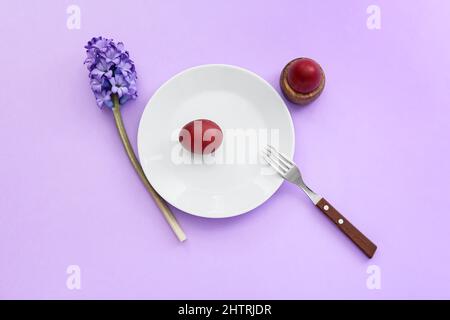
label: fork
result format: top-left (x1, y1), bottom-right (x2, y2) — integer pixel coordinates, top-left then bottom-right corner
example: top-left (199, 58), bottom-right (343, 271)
top-left (262, 145), bottom-right (377, 258)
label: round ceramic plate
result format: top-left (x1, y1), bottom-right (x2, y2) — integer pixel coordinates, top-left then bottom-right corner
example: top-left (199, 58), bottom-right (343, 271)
top-left (138, 64), bottom-right (294, 218)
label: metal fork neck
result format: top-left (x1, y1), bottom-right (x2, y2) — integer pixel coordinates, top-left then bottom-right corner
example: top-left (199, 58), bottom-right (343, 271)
top-left (297, 182), bottom-right (322, 205)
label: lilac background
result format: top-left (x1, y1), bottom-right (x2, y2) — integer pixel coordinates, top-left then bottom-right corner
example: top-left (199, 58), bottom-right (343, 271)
top-left (1, 0), bottom-right (450, 299)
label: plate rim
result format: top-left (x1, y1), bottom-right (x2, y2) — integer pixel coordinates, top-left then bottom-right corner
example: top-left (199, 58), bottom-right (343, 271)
top-left (137, 64), bottom-right (295, 218)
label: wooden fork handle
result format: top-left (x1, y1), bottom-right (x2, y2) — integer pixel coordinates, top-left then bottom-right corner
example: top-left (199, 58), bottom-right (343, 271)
top-left (316, 198), bottom-right (377, 258)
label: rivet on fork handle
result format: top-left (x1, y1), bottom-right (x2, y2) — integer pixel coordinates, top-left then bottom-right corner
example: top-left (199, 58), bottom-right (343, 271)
top-left (316, 198), bottom-right (377, 258)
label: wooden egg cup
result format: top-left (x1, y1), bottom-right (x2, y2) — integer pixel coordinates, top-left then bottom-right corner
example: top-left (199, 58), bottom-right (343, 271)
top-left (280, 58), bottom-right (326, 105)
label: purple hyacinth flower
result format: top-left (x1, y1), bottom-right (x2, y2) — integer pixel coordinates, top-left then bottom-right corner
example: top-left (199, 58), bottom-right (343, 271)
top-left (115, 42), bottom-right (125, 52)
top-left (88, 36), bottom-right (111, 52)
top-left (90, 77), bottom-right (103, 92)
top-left (116, 58), bottom-right (134, 76)
top-left (84, 50), bottom-right (97, 70)
top-left (83, 37), bottom-right (185, 240)
top-left (95, 91), bottom-right (113, 108)
top-left (110, 74), bottom-right (129, 97)
top-left (84, 36), bottom-right (137, 109)
top-left (102, 46), bottom-right (121, 65)
top-left (90, 60), bottom-right (113, 79)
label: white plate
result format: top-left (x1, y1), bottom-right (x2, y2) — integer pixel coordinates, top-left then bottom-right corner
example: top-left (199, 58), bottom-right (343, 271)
top-left (138, 64), bottom-right (294, 218)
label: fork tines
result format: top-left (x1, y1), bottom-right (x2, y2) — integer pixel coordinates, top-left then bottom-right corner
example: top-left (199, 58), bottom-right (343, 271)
top-left (262, 145), bottom-right (293, 176)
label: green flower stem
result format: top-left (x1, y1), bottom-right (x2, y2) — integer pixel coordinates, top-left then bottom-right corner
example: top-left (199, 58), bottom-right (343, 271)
top-left (112, 94), bottom-right (186, 242)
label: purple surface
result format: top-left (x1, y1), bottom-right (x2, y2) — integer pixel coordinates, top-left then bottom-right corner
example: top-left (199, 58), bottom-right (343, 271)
top-left (1, 0), bottom-right (450, 299)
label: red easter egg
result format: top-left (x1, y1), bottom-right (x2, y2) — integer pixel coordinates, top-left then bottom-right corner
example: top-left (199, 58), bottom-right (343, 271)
top-left (179, 119), bottom-right (223, 154)
top-left (287, 58), bottom-right (323, 94)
